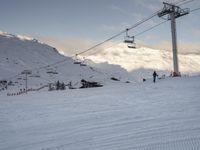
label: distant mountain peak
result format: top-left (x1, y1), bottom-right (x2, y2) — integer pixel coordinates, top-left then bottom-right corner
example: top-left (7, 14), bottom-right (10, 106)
top-left (0, 31), bottom-right (42, 44)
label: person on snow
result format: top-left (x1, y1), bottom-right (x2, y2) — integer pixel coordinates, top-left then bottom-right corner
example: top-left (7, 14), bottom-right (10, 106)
top-left (153, 71), bottom-right (158, 83)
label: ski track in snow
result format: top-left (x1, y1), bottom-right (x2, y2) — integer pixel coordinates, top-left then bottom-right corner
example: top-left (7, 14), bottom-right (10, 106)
top-left (0, 77), bottom-right (200, 150)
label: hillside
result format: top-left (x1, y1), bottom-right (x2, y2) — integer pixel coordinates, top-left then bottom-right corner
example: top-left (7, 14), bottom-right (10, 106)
top-left (0, 32), bottom-right (133, 91)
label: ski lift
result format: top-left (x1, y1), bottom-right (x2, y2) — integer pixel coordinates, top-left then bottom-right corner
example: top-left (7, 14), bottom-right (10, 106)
top-left (73, 54), bottom-right (81, 64)
top-left (127, 38), bottom-right (136, 49)
top-left (74, 61), bottom-right (81, 64)
top-left (80, 57), bottom-right (87, 66)
top-left (46, 67), bottom-right (58, 74)
top-left (124, 29), bottom-right (136, 49)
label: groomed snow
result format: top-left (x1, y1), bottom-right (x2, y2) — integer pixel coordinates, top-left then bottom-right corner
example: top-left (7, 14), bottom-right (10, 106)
top-left (1, 76), bottom-right (200, 150)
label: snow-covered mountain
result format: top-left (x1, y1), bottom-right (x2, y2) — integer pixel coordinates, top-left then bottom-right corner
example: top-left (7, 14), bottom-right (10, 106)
top-left (87, 43), bottom-right (200, 79)
top-left (0, 32), bottom-right (133, 91)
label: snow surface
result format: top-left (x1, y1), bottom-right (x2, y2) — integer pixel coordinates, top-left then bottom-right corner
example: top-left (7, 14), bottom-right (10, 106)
top-left (1, 76), bottom-right (200, 150)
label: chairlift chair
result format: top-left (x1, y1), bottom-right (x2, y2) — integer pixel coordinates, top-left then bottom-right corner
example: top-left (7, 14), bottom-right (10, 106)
top-left (124, 35), bottom-right (134, 44)
top-left (127, 37), bottom-right (136, 49)
top-left (124, 29), bottom-right (134, 43)
top-left (124, 29), bottom-right (136, 49)
top-left (128, 45), bottom-right (136, 49)
top-left (73, 54), bottom-right (81, 64)
top-left (80, 57), bottom-right (87, 66)
top-left (124, 37), bottom-right (134, 43)
top-left (74, 61), bottom-right (81, 64)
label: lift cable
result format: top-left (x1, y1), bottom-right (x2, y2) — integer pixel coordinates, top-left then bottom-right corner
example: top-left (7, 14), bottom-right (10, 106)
top-left (134, 20), bottom-right (168, 37)
top-left (77, 31), bottom-right (125, 55)
top-left (190, 7), bottom-right (200, 12)
top-left (76, 14), bottom-right (160, 55)
top-left (177, 0), bottom-right (194, 6)
top-left (174, 0), bottom-right (191, 5)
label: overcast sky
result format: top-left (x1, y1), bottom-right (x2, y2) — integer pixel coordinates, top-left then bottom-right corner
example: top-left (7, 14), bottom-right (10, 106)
top-left (0, 0), bottom-right (200, 54)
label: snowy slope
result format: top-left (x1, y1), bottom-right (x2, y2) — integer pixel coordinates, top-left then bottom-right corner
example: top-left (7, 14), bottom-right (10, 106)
top-left (0, 32), bottom-right (133, 91)
top-left (0, 76), bottom-right (200, 150)
top-left (87, 43), bottom-right (200, 79)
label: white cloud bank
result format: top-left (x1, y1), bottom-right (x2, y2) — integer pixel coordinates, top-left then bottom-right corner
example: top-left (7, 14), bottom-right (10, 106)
top-left (86, 43), bottom-right (200, 73)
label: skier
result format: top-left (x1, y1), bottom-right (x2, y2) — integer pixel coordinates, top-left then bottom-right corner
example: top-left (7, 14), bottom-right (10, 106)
top-left (153, 71), bottom-right (158, 83)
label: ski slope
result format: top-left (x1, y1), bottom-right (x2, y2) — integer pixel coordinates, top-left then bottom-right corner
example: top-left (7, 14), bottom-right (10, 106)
top-left (1, 76), bottom-right (200, 150)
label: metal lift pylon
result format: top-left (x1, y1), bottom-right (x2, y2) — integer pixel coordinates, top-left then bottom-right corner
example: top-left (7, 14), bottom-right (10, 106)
top-left (158, 2), bottom-right (190, 77)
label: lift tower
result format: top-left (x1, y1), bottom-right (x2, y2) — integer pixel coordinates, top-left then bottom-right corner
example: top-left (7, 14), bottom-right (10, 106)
top-left (158, 2), bottom-right (189, 76)
top-left (21, 70), bottom-right (31, 94)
